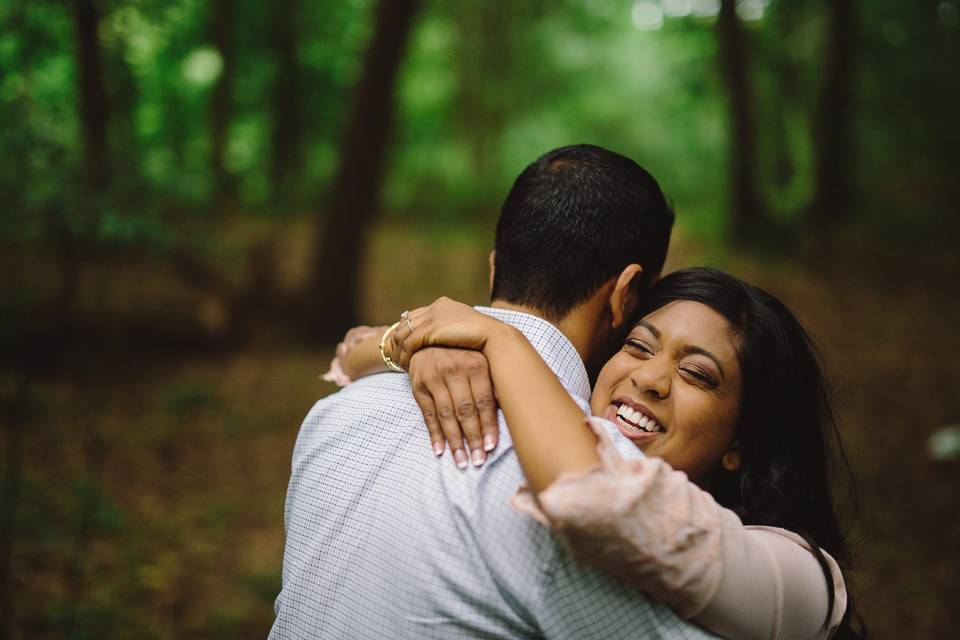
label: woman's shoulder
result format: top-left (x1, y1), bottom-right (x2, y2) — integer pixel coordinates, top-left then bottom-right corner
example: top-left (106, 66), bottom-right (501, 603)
top-left (744, 525), bottom-right (846, 592)
top-left (718, 525), bottom-right (847, 639)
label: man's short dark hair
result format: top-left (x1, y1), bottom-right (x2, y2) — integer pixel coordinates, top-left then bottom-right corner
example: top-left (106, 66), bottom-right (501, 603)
top-left (491, 144), bottom-right (674, 320)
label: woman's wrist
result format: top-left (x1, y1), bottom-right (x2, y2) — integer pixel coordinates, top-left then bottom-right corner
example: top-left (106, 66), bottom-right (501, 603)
top-left (326, 325), bottom-right (390, 384)
top-left (386, 323), bottom-right (406, 368)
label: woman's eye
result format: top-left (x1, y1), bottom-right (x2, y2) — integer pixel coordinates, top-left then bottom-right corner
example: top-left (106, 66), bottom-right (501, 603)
top-left (624, 339), bottom-right (653, 356)
top-left (680, 366), bottom-right (718, 388)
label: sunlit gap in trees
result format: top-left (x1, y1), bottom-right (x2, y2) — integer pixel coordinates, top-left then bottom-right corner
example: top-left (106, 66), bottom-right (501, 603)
top-left (939, 2), bottom-right (960, 28)
top-left (630, 0), bottom-right (770, 31)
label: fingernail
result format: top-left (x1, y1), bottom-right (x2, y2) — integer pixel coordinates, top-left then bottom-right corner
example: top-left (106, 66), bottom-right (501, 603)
top-left (483, 435), bottom-right (496, 452)
top-left (472, 449), bottom-right (485, 467)
top-left (433, 441), bottom-right (444, 456)
top-left (454, 449), bottom-right (468, 469)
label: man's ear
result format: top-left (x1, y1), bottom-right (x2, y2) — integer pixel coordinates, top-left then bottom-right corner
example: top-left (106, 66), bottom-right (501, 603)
top-left (609, 264), bottom-right (643, 329)
top-left (722, 448), bottom-right (742, 472)
top-left (488, 250), bottom-right (496, 294)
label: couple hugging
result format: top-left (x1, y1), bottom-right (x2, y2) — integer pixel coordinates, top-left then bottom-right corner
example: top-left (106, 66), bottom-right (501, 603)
top-left (271, 145), bottom-right (861, 639)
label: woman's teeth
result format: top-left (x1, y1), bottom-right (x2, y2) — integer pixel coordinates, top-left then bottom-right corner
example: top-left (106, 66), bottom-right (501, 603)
top-left (616, 404), bottom-right (665, 433)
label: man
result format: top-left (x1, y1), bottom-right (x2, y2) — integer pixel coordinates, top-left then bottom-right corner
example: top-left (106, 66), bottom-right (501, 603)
top-left (271, 145), bottom-right (715, 638)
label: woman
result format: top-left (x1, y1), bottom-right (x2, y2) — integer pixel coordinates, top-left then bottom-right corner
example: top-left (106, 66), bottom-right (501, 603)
top-left (328, 268), bottom-right (862, 639)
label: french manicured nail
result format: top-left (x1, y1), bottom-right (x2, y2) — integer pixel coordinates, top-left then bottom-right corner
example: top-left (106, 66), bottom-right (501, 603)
top-left (454, 449), bottom-right (468, 469)
top-left (433, 442), bottom-right (444, 456)
top-left (483, 435), bottom-right (496, 452)
top-left (472, 449), bottom-right (485, 467)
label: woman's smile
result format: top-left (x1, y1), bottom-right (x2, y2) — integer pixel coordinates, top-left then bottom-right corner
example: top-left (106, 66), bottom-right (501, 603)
top-left (604, 398), bottom-right (665, 442)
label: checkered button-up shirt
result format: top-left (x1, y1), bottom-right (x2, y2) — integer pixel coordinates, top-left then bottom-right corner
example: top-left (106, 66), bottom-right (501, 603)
top-left (270, 307), bottom-right (716, 639)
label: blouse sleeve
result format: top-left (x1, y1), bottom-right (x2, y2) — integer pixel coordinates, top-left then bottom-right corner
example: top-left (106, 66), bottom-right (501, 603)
top-left (510, 417), bottom-right (846, 640)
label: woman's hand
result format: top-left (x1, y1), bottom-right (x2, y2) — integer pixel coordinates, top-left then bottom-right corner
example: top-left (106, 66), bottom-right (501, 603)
top-left (386, 297), bottom-right (515, 467)
top-left (391, 296), bottom-right (599, 492)
top-left (408, 348), bottom-right (499, 467)
top-left (389, 297), bottom-right (512, 369)
top-left (324, 310), bottom-right (503, 467)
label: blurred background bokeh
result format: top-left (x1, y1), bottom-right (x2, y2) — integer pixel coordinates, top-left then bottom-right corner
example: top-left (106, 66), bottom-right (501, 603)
top-left (1, 0), bottom-right (958, 637)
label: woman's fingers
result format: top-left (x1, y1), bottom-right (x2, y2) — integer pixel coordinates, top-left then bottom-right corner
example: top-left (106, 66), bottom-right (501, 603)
top-left (467, 358), bottom-right (499, 453)
top-left (409, 348), bottom-right (498, 467)
top-left (411, 380), bottom-right (445, 456)
top-left (393, 299), bottom-right (490, 367)
top-left (393, 307), bottom-right (430, 369)
top-left (416, 373), bottom-right (468, 468)
top-left (444, 370), bottom-right (486, 466)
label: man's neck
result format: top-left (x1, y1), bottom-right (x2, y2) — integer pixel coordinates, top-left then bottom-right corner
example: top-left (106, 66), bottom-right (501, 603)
top-left (489, 299), bottom-right (598, 363)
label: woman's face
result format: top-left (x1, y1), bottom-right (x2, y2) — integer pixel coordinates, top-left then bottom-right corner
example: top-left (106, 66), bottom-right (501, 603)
top-left (590, 300), bottom-right (743, 482)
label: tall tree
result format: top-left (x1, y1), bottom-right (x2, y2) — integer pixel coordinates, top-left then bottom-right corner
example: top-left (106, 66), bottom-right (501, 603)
top-left (62, 0), bottom-right (114, 343)
top-left (716, 0), bottom-right (766, 243)
top-left (209, 0), bottom-right (236, 210)
top-left (455, 0), bottom-right (511, 180)
top-left (768, 0), bottom-right (802, 193)
top-left (269, 0), bottom-right (303, 205)
top-left (809, 0), bottom-right (856, 224)
top-left (308, 0), bottom-right (420, 339)
top-left (71, 0), bottom-right (110, 190)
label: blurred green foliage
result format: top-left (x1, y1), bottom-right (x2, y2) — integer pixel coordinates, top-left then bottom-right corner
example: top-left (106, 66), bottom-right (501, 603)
top-left (2, 0), bottom-right (956, 259)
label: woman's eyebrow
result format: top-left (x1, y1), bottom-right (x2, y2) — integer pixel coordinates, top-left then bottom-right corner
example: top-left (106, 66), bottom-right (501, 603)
top-left (636, 320), bottom-right (725, 379)
top-left (678, 345), bottom-right (725, 380)
top-left (637, 319), bottom-right (660, 338)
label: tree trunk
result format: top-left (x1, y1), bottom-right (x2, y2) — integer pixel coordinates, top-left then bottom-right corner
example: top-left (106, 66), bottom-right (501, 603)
top-left (716, 0), bottom-right (765, 244)
top-left (65, 0), bottom-right (110, 346)
top-left (209, 0), bottom-right (235, 210)
top-left (770, 1), bottom-right (799, 193)
top-left (0, 373), bottom-right (29, 640)
top-left (308, 0), bottom-right (420, 339)
top-left (455, 0), bottom-right (511, 181)
top-left (809, 0), bottom-right (856, 224)
top-left (270, 0), bottom-right (302, 205)
top-left (71, 0), bottom-right (110, 190)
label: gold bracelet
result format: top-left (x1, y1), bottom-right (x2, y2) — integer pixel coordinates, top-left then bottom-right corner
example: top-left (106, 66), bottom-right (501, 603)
top-left (379, 322), bottom-right (404, 372)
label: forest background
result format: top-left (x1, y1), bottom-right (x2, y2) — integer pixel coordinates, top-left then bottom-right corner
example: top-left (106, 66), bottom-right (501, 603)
top-left (1, 0), bottom-right (958, 638)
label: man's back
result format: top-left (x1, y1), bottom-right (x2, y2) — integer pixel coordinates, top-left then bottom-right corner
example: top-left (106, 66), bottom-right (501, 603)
top-left (271, 309), bottom-right (714, 639)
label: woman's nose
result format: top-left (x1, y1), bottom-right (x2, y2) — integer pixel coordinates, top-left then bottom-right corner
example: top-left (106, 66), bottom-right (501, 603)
top-left (630, 357), bottom-right (671, 399)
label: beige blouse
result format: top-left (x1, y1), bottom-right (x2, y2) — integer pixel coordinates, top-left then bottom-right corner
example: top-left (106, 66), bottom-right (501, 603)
top-left (512, 418), bottom-right (846, 640)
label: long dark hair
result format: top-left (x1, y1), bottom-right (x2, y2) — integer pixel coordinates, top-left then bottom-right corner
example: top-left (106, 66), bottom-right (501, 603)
top-left (635, 267), bottom-right (864, 638)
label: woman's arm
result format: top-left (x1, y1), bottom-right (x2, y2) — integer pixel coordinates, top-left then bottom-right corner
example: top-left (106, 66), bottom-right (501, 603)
top-left (515, 418), bottom-right (847, 640)
top-left (391, 298), bottom-right (600, 493)
top-left (324, 326), bottom-right (390, 384)
top-left (480, 322), bottom-right (600, 492)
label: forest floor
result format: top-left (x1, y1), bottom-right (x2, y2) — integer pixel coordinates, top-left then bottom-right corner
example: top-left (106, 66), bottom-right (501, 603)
top-left (2, 221), bottom-right (958, 639)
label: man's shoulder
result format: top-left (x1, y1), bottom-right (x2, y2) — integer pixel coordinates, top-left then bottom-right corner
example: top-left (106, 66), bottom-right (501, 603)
top-left (311, 373), bottom-right (417, 414)
top-left (330, 371), bottom-right (414, 395)
top-left (292, 373), bottom-right (421, 466)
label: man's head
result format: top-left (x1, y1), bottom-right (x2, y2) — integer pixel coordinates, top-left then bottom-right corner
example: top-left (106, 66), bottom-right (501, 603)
top-left (491, 144), bottom-right (674, 323)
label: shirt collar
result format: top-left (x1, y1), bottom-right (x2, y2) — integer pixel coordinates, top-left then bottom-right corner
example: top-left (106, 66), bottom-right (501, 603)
top-left (474, 306), bottom-right (591, 404)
